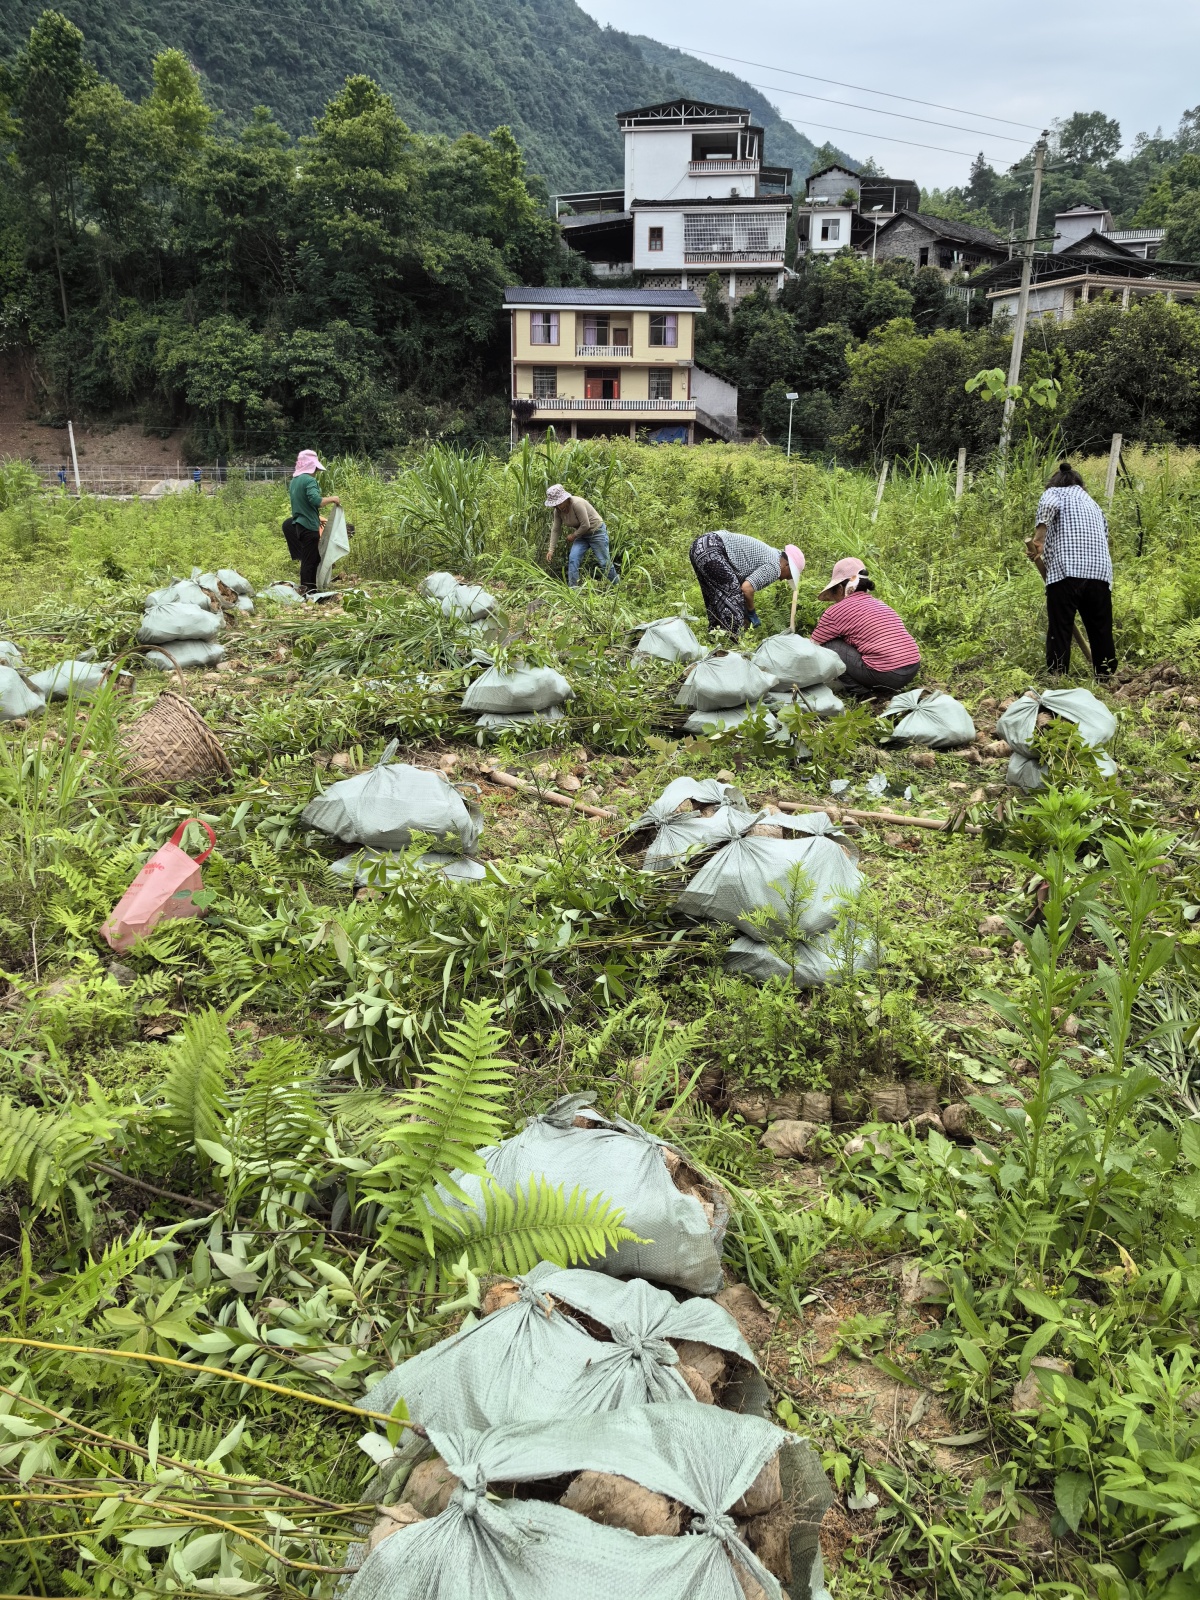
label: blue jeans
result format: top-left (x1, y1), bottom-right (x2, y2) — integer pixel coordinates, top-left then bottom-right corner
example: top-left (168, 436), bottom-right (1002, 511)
top-left (567, 525), bottom-right (618, 586)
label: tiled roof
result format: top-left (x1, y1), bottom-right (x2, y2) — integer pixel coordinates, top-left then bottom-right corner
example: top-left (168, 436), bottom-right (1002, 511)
top-left (879, 211), bottom-right (1007, 251)
top-left (503, 287), bottom-right (703, 308)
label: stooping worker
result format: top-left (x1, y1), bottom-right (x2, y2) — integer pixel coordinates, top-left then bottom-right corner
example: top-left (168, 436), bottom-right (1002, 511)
top-left (688, 531), bottom-right (806, 639)
top-left (284, 449), bottom-right (340, 594)
top-left (1029, 462), bottom-right (1117, 677)
top-left (811, 558), bottom-right (920, 696)
top-left (544, 483), bottom-right (619, 586)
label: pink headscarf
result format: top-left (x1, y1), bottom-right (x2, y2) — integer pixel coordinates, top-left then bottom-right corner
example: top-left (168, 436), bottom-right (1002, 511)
top-left (293, 449), bottom-right (325, 477)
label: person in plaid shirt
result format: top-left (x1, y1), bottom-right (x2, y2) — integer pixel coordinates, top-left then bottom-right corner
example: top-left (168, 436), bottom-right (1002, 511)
top-left (1031, 463), bottom-right (1116, 676)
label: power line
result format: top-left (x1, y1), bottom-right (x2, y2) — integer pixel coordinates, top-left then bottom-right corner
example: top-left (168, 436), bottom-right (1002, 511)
top-left (734, 77), bottom-right (1029, 143)
top-left (679, 46), bottom-right (1044, 132)
top-left (756, 114), bottom-right (1005, 160)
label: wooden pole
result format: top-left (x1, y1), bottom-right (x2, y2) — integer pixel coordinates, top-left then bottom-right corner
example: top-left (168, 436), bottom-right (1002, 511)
top-left (776, 798), bottom-right (982, 835)
top-left (483, 767), bottom-right (615, 820)
top-left (955, 446), bottom-right (967, 501)
top-left (999, 135), bottom-right (1048, 471)
top-left (870, 460), bottom-right (889, 523)
top-left (1105, 432), bottom-right (1123, 506)
top-left (67, 420), bottom-right (82, 497)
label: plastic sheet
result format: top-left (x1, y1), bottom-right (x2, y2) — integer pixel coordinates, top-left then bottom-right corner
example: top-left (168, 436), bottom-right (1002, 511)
top-left (676, 816), bottom-right (861, 941)
top-left (301, 740), bottom-right (483, 853)
top-left (446, 1093), bottom-right (728, 1295)
top-left (879, 688), bottom-right (975, 748)
top-left (633, 617), bottom-right (707, 664)
top-left (348, 1403), bottom-right (833, 1600)
top-left (363, 1264), bottom-right (758, 1431)
top-left (136, 605), bottom-right (224, 646)
top-left (0, 666), bottom-right (45, 720)
top-left (752, 634), bottom-right (844, 689)
top-left (676, 653), bottom-right (777, 712)
top-left (463, 665), bottom-right (573, 715)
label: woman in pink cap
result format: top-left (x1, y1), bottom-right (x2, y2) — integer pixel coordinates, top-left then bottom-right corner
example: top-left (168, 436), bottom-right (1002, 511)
top-left (812, 559), bottom-right (920, 695)
top-left (284, 449), bottom-right (340, 592)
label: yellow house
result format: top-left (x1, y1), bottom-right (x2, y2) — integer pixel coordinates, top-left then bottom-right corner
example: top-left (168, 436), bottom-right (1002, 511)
top-left (505, 286), bottom-right (720, 443)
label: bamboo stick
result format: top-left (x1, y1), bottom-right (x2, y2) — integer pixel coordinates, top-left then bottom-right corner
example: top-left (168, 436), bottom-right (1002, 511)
top-left (482, 767), bottom-right (616, 819)
top-left (776, 798), bottom-right (982, 835)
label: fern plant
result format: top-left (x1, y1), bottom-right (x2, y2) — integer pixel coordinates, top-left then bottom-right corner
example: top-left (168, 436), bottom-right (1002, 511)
top-left (0, 1090), bottom-right (125, 1239)
top-left (159, 1007), bottom-right (234, 1154)
top-left (359, 1000), bottom-right (634, 1284)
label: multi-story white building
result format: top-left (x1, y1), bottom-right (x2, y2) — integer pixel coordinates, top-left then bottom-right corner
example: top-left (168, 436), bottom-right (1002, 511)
top-left (556, 98), bottom-right (793, 301)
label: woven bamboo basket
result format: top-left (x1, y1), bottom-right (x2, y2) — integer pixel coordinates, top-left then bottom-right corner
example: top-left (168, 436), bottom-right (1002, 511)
top-left (120, 691), bottom-right (232, 798)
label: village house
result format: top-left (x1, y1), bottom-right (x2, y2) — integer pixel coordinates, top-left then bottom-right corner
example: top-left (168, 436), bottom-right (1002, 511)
top-left (555, 99), bottom-right (793, 302)
top-left (505, 286), bottom-right (738, 444)
top-left (795, 163), bottom-right (921, 258)
top-left (1053, 204), bottom-right (1166, 261)
top-left (980, 250), bottom-right (1200, 323)
top-left (868, 210), bottom-right (1008, 277)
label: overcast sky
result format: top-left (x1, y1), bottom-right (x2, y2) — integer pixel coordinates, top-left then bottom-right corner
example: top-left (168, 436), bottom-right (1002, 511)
top-left (578, 0), bottom-right (1197, 189)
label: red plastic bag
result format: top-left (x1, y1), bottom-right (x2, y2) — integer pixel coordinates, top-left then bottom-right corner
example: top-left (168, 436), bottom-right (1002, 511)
top-left (101, 819), bottom-right (216, 952)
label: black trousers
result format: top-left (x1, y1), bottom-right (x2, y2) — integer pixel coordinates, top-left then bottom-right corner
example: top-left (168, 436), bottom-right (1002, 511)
top-left (296, 529), bottom-right (321, 591)
top-left (1045, 577), bottom-right (1116, 676)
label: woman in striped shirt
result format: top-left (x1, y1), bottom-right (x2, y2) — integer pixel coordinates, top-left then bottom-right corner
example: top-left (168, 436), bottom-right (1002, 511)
top-left (811, 558), bottom-right (920, 696)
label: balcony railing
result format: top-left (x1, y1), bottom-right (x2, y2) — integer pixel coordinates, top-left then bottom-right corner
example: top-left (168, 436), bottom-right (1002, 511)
top-left (576, 344), bottom-right (633, 358)
top-left (688, 159), bottom-right (759, 175)
top-left (528, 399), bottom-right (694, 412)
top-left (684, 251), bottom-right (783, 265)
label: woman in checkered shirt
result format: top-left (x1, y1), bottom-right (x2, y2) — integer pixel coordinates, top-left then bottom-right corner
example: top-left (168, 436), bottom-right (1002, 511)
top-left (1031, 463), bottom-right (1117, 676)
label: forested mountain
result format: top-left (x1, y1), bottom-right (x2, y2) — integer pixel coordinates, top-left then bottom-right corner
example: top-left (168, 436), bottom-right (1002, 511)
top-left (2, 0), bottom-right (829, 191)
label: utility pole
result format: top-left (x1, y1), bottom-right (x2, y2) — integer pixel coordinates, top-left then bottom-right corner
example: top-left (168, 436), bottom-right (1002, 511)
top-left (67, 420), bottom-right (82, 497)
top-left (999, 134), bottom-right (1048, 470)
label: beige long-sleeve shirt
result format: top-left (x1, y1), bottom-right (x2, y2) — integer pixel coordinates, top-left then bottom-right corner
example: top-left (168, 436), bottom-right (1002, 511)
top-left (548, 494), bottom-right (604, 558)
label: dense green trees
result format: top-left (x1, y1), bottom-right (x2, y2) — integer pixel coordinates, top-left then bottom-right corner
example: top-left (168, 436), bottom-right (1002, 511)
top-left (0, 12), bottom-right (585, 452)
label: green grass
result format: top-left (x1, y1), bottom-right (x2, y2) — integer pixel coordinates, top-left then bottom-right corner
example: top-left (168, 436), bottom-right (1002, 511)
top-left (1, 440), bottom-right (1200, 1597)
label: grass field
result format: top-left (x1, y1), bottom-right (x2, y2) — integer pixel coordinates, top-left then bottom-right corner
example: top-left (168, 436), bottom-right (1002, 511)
top-left (1, 438), bottom-right (1200, 1598)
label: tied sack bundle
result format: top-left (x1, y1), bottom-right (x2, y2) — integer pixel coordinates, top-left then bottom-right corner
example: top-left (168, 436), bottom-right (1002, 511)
top-left (363, 1262), bottom-right (761, 1432)
top-left (350, 1403), bottom-right (833, 1600)
top-left (878, 687), bottom-right (975, 749)
top-left (767, 684), bottom-right (844, 718)
top-left (631, 778), bottom-right (752, 872)
top-left (420, 571), bottom-right (497, 621)
top-left (751, 634), bottom-right (844, 690)
top-left (724, 929), bottom-right (877, 989)
top-left (996, 687), bottom-right (1118, 791)
top-left (676, 652), bottom-right (777, 712)
top-left (444, 1092), bottom-right (728, 1295)
top-left (0, 666), bottom-right (45, 721)
top-left (462, 663), bottom-right (573, 716)
top-left (28, 659), bottom-right (108, 699)
top-left (633, 617), bottom-right (707, 665)
top-left (301, 739), bottom-right (482, 854)
top-left (677, 813), bottom-right (861, 942)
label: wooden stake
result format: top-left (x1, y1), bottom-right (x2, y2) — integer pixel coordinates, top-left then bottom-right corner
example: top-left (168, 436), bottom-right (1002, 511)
top-left (955, 446), bottom-right (967, 502)
top-left (483, 767), bottom-right (615, 819)
top-left (776, 798), bottom-right (982, 835)
top-left (1105, 432), bottom-right (1123, 506)
top-left (67, 419), bottom-right (82, 496)
top-left (870, 460), bottom-right (889, 523)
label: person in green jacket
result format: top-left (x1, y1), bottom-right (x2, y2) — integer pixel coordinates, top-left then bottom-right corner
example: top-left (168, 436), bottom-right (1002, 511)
top-left (285, 449), bottom-right (340, 592)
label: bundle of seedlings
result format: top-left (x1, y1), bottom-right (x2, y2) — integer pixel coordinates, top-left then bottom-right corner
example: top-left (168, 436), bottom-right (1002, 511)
top-left (443, 1093), bottom-right (729, 1294)
top-left (364, 1265), bottom-right (763, 1431)
top-left (351, 1403), bottom-right (832, 1600)
top-left (627, 778), bottom-right (753, 872)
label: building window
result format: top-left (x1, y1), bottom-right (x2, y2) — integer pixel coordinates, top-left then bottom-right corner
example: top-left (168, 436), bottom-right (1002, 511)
top-left (798, 216), bottom-right (810, 242)
top-left (649, 370), bottom-right (673, 401)
top-left (820, 218), bottom-right (840, 242)
top-left (648, 226), bottom-right (664, 252)
top-left (649, 313), bottom-right (678, 347)
top-left (530, 311), bottom-right (558, 345)
top-left (938, 250), bottom-right (953, 269)
top-left (582, 315), bottom-right (610, 346)
top-left (918, 247), bottom-right (929, 267)
top-left (532, 367), bottom-right (558, 399)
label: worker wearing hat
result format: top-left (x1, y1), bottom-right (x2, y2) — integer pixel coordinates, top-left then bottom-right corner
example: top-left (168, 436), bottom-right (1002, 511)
top-left (688, 531), bottom-right (805, 639)
top-left (544, 484), bottom-right (618, 586)
top-left (811, 558), bottom-right (920, 695)
top-left (286, 449), bottom-right (340, 593)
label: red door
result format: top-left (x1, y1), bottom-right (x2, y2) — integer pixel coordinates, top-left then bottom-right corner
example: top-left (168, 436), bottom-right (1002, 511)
top-left (585, 369), bottom-right (620, 400)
